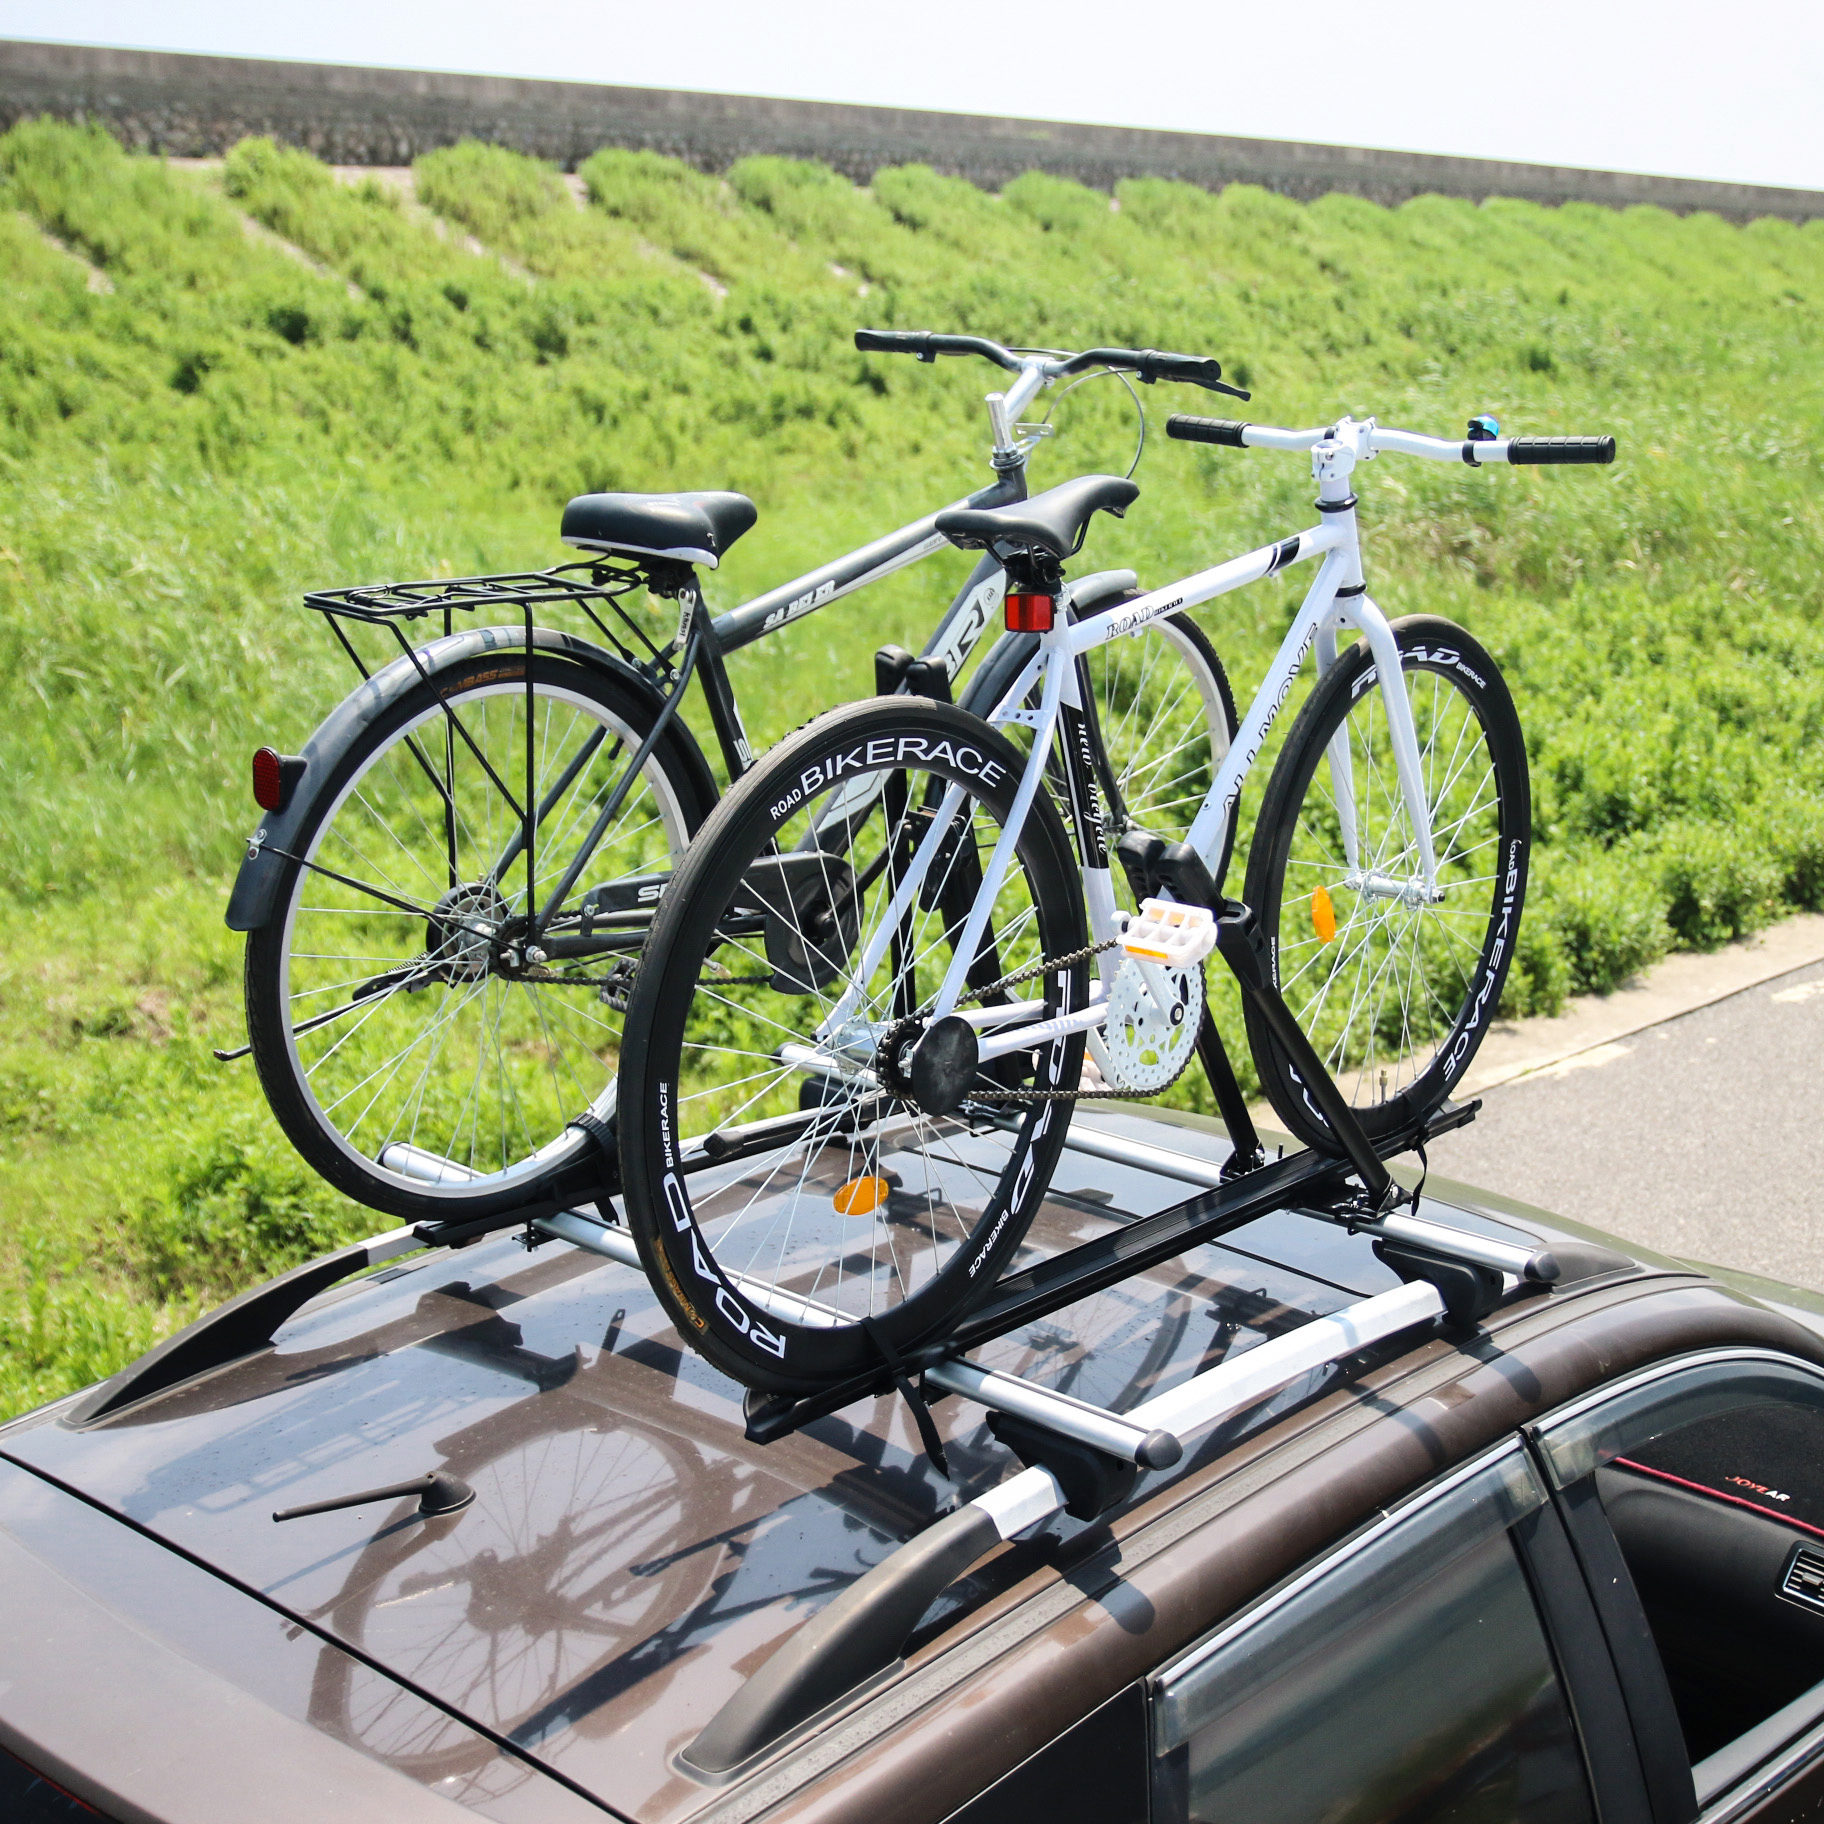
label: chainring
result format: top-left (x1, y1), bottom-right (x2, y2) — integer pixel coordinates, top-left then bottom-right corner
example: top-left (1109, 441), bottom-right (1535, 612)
top-left (1101, 956), bottom-right (1204, 1093)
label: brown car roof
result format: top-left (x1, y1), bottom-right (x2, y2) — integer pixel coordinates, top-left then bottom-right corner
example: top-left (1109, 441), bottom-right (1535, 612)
top-left (4, 1108), bottom-right (1819, 1823)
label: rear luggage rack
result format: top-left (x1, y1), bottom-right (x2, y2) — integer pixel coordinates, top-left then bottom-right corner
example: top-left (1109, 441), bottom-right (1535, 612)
top-left (302, 561), bottom-right (642, 626)
top-left (302, 559), bottom-right (678, 680)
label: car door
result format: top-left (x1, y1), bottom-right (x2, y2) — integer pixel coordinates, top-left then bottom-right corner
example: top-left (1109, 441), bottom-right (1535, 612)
top-left (1531, 1349), bottom-right (1824, 1824)
top-left (1146, 1439), bottom-right (1629, 1824)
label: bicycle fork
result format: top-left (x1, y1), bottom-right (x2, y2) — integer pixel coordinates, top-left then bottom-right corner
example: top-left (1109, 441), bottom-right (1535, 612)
top-left (1315, 591), bottom-right (1441, 902)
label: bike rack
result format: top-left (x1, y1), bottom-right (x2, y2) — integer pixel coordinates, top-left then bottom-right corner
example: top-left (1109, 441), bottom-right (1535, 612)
top-left (541, 1089), bottom-right (1554, 1461)
top-left (674, 1093), bottom-right (1562, 1776)
top-left (667, 910), bottom-right (1568, 1775)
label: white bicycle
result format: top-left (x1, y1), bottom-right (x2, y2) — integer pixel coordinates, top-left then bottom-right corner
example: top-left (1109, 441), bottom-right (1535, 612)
top-left (618, 335), bottom-right (1615, 1393)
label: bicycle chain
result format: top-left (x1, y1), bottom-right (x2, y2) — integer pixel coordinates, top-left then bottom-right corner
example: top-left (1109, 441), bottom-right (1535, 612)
top-left (938, 934), bottom-right (1124, 1013)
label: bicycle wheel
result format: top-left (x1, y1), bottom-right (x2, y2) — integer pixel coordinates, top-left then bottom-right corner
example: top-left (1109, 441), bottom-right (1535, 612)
top-left (1085, 604), bottom-right (1240, 897)
top-left (246, 648), bottom-right (713, 1222)
top-left (1243, 615), bottom-right (1529, 1152)
top-left (619, 698), bottom-right (1088, 1394)
top-left (965, 600), bottom-right (1240, 898)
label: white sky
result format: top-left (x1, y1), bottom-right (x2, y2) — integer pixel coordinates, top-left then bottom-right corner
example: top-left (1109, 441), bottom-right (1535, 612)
top-left (8, 0), bottom-right (1824, 193)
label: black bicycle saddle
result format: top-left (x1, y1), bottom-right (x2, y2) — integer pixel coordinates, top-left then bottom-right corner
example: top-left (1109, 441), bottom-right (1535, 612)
top-left (561, 491), bottom-right (758, 569)
top-left (935, 474), bottom-right (1138, 562)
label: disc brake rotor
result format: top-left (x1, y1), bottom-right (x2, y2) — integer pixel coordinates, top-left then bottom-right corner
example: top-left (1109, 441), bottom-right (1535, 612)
top-left (1102, 956), bottom-right (1204, 1093)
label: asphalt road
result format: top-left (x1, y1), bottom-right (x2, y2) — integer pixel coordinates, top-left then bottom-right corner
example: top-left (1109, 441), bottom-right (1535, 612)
top-left (1423, 957), bottom-right (1824, 1291)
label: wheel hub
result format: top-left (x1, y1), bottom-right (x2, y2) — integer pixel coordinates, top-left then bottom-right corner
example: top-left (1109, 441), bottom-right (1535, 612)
top-left (1343, 870), bottom-right (1446, 908)
top-left (426, 881), bottom-right (510, 982)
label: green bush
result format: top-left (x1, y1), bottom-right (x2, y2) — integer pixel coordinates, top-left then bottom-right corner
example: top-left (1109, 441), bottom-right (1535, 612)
top-left (1499, 915), bottom-right (1573, 1019)
top-left (132, 1112), bottom-right (368, 1301)
top-left (1537, 856), bottom-right (1673, 994)
top-left (1654, 822), bottom-right (1783, 950)
top-left (1767, 795), bottom-right (1824, 911)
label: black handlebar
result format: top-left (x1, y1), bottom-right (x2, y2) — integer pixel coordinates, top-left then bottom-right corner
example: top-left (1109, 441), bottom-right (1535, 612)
top-left (853, 329), bottom-right (1248, 397)
top-left (853, 329), bottom-right (1025, 372)
top-left (1507, 435), bottom-right (1617, 465)
top-left (1068, 347), bottom-right (1249, 398)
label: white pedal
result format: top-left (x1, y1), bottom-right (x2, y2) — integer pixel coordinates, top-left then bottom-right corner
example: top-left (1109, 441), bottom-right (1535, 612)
top-left (1121, 898), bottom-right (1217, 967)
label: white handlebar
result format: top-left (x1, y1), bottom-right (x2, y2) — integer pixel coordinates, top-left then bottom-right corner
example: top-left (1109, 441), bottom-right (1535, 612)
top-left (1235, 422), bottom-right (1513, 464)
top-left (1368, 426), bottom-right (1511, 464)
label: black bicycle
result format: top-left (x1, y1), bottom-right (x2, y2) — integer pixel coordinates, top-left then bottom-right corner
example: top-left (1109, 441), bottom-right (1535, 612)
top-left (228, 330), bottom-right (1248, 1230)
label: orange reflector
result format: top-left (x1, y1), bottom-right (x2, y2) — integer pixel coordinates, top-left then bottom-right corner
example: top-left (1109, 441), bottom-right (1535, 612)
top-left (834, 1175), bottom-right (890, 1216)
top-left (1311, 886), bottom-right (1337, 943)
top-left (1004, 591), bottom-right (1055, 632)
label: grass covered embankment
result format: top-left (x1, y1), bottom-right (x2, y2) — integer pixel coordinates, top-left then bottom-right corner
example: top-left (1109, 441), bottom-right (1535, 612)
top-left (1, 118), bottom-right (1821, 1412)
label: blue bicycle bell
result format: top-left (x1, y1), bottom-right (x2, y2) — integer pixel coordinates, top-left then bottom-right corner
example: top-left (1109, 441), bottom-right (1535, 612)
top-left (1467, 413), bottom-right (1500, 442)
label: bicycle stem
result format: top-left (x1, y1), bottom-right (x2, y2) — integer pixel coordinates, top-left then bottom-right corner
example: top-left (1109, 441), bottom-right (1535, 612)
top-left (984, 359), bottom-right (1052, 465)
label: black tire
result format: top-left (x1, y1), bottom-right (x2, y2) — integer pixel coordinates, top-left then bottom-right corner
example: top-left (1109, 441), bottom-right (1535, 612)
top-left (1243, 616), bottom-right (1529, 1152)
top-left (964, 601), bottom-right (1241, 898)
top-left (246, 650), bottom-right (714, 1223)
top-left (620, 698), bottom-right (1088, 1394)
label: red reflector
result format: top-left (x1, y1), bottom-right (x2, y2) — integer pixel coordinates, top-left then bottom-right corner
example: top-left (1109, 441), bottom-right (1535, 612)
top-left (252, 746), bottom-right (284, 811)
top-left (1005, 592), bottom-right (1054, 632)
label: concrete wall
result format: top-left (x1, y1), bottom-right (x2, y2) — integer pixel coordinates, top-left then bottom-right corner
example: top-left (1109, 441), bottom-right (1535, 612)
top-left (6, 36), bottom-right (1823, 223)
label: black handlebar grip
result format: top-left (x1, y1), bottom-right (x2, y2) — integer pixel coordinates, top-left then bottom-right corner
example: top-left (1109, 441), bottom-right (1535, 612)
top-left (855, 329), bottom-right (1022, 371)
top-left (1077, 347), bottom-right (1242, 394)
top-left (1507, 435), bottom-right (1617, 465)
top-left (855, 328), bottom-right (939, 359)
top-left (1139, 350), bottom-right (1224, 389)
top-left (1167, 415), bottom-right (1250, 447)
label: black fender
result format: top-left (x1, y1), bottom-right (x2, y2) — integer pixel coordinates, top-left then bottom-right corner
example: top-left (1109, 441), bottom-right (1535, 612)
top-left (225, 624), bottom-right (715, 932)
top-left (955, 568), bottom-right (1137, 721)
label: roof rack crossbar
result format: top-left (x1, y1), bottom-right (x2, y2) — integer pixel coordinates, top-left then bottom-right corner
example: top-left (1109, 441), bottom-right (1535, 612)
top-left (1055, 1114), bottom-right (1558, 1283)
top-left (1328, 1206), bottom-right (1559, 1282)
top-left (923, 1358), bottom-right (1184, 1469)
top-left (535, 1208), bottom-right (642, 1270)
top-left (684, 1277), bottom-right (1447, 1775)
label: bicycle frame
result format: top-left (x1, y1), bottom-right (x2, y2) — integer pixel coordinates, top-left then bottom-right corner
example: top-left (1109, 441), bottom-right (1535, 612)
top-left (818, 417), bottom-right (1447, 1055)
